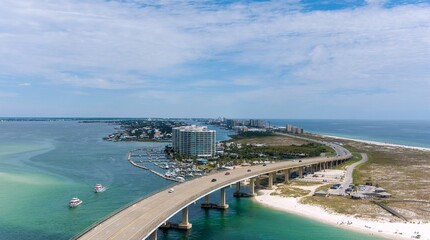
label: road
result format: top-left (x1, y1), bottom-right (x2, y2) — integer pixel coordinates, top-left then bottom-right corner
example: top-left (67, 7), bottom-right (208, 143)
top-left (76, 153), bottom-right (351, 240)
top-left (275, 133), bottom-right (351, 157)
top-left (335, 153), bottom-right (368, 195)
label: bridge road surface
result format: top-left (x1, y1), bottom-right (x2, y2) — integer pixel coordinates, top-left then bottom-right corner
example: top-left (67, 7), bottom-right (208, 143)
top-left (77, 152), bottom-right (351, 240)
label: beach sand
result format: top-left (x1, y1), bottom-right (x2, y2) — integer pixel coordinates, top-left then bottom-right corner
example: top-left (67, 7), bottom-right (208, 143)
top-left (255, 188), bottom-right (429, 240)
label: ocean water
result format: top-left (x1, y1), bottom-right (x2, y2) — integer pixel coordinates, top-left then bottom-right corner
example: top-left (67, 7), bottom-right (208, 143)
top-left (266, 119), bottom-right (430, 148)
top-left (0, 120), bottom-right (381, 240)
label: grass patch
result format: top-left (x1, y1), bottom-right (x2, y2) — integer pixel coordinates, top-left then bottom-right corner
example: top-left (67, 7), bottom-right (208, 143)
top-left (300, 196), bottom-right (387, 219)
top-left (276, 186), bottom-right (310, 198)
top-left (315, 184), bottom-right (332, 192)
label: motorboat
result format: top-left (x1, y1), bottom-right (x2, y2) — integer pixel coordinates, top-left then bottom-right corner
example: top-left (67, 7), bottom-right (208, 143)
top-left (69, 197), bottom-right (83, 207)
top-left (94, 183), bottom-right (106, 193)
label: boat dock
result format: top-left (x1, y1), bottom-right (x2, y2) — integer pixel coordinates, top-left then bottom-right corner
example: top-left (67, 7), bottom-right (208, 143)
top-left (127, 147), bottom-right (205, 182)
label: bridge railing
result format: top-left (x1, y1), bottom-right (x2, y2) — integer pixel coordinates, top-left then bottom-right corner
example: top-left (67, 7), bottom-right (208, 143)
top-left (70, 181), bottom-right (177, 240)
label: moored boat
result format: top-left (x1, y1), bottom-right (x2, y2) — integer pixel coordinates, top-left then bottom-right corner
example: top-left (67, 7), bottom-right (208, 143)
top-left (176, 176), bottom-right (185, 182)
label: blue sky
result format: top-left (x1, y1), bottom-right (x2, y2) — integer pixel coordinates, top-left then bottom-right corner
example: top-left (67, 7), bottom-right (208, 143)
top-left (0, 0), bottom-right (429, 119)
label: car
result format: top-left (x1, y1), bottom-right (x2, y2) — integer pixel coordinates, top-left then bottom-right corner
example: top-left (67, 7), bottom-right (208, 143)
top-left (168, 188), bottom-right (174, 193)
top-left (211, 178), bottom-right (217, 182)
top-left (247, 169), bottom-right (251, 172)
top-left (298, 160), bottom-right (302, 162)
top-left (262, 163), bottom-right (267, 166)
top-left (225, 172), bottom-right (230, 175)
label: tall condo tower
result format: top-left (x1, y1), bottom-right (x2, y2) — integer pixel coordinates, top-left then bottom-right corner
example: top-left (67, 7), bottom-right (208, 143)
top-left (172, 125), bottom-right (216, 157)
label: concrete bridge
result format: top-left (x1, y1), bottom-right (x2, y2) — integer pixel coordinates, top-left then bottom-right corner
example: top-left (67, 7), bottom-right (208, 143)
top-left (75, 144), bottom-right (352, 240)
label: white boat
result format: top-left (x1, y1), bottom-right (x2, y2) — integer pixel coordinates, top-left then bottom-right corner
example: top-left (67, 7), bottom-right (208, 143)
top-left (176, 176), bottom-right (185, 182)
top-left (69, 197), bottom-right (83, 207)
top-left (94, 183), bottom-right (106, 193)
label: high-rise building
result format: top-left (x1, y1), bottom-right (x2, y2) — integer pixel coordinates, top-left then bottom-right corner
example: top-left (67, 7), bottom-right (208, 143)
top-left (172, 125), bottom-right (216, 157)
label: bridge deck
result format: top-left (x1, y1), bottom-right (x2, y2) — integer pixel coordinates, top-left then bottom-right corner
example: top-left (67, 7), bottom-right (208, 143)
top-left (77, 154), bottom-right (351, 240)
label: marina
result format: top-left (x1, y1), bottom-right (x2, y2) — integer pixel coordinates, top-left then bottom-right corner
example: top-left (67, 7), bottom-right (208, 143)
top-left (128, 147), bottom-right (206, 182)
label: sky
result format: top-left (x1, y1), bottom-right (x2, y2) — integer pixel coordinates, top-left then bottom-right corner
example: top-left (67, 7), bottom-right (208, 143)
top-left (0, 0), bottom-right (429, 119)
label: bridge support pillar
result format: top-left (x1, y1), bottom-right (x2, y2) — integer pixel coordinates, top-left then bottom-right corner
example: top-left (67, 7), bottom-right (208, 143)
top-left (249, 178), bottom-right (255, 196)
top-left (284, 169), bottom-right (290, 183)
top-left (204, 195), bottom-right (210, 204)
top-left (236, 181), bottom-right (241, 193)
top-left (256, 177), bottom-right (261, 187)
top-left (149, 230), bottom-right (157, 240)
top-left (298, 167), bottom-right (303, 178)
top-left (178, 207), bottom-right (192, 229)
top-left (219, 187), bottom-right (229, 209)
top-left (268, 172), bottom-right (274, 189)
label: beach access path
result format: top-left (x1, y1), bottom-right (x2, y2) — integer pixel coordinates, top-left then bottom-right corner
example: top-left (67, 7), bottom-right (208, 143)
top-left (336, 153), bottom-right (368, 195)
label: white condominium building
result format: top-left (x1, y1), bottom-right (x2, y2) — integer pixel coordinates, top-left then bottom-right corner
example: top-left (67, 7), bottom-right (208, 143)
top-left (172, 125), bottom-right (216, 157)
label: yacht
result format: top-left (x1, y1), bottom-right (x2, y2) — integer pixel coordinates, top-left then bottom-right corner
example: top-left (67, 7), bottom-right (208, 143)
top-left (94, 183), bottom-right (106, 193)
top-left (69, 197), bottom-right (83, 207)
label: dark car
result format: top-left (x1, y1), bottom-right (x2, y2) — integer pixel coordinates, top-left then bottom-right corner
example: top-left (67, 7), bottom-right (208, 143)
top-left (211, 178), bottom-right (217, 182)
top-left (225, 172), bottom-right (230, 175)
top-left (247, 169), bottom-right (251, 172)
top-left (262, 163), bottom-right (267, 166)
top-left (298, 160), bottom-right (302, 162)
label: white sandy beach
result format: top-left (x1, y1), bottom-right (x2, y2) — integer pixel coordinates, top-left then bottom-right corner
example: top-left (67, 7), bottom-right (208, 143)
top-left (255, 189), bottom-right (429, 240)
top-left (322, 134), bottom-right (430, 152)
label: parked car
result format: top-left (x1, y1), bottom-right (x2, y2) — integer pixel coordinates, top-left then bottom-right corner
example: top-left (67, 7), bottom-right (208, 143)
top-left (211, 178), bottom-right (217, 182)
top-left (168, 188), bottom-right (174, 193)
top-left (247, 169), bottom-right (251, 172)
top-left (262, 163), bottom-right (267, 166)
top-left (225, 172), bottom-right (230, 175)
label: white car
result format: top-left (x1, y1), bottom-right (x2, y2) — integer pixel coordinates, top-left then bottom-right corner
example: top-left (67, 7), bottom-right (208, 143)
top-left (168, 188), bottom-right (174, 193)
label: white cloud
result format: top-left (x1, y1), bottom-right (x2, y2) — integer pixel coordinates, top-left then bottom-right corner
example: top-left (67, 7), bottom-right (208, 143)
top-left (0, 0), bottom-right (429, 118)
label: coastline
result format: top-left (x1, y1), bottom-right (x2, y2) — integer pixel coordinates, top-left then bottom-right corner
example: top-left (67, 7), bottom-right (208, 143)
top-left (253, 134), bottom-right (430, 240)
top-left (254, 190), bottom-right (428, 240)
top-left (320, 134), bottom-right (430, 152)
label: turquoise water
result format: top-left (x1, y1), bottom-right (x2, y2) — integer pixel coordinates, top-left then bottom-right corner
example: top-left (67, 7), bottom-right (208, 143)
top-left (0, 121), bottom-right (380, 239)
